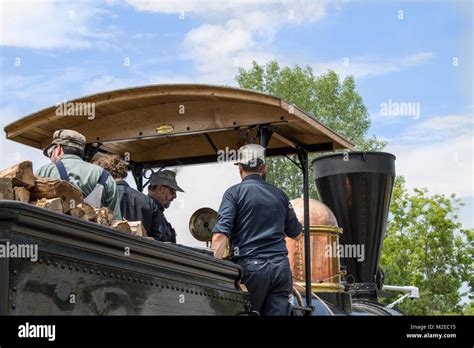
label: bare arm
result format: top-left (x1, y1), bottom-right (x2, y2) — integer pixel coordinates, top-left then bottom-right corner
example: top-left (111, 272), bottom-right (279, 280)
top-left (211, 233), bottom-right (229, 259)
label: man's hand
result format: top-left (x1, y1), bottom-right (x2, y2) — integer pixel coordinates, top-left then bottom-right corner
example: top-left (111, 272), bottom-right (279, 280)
top-left (211, 233), bottom-right (229, 259)
top-left (293, 230), bottom-right (303, 241)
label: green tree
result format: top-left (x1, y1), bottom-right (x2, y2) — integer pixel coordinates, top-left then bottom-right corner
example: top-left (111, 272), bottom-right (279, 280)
top-left (235, 61), bottom-right (385, 199)
top-left (380, 177), bottom-right (473, 315)
top-left (463, 300), bottom-right (474, 315)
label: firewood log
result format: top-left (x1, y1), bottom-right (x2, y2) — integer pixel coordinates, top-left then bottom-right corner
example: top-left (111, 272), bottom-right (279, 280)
top-left (13, 186), bottom-right (30, 203)
top-left (0, 178), bottom-right (14, 200)
top-left (112, 220), bottom-right (133, 233)
top-left (127, 221), bottom-right (148, 237)
top-left (70, 202), bottom-right (96, 221)
top-left (94, 207), bottom-right (114, 226)
top-left (0, 161), bottom-right (35, 188)
top-left (36, 197), bottom-right (64, 214)
top-left (31, 178), bottom-right (83, 213)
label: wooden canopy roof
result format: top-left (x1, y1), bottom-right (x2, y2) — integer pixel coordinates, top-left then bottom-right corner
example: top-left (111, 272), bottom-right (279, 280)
top-left (4, 84), bottom-right (354, 167)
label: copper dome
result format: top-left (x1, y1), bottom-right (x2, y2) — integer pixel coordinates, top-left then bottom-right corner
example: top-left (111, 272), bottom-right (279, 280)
top-left (290, 197), bottom-right (338, 227)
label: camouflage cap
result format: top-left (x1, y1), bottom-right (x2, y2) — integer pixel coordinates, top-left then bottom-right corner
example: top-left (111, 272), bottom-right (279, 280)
top-left (43, 129), bottom-right (86, 157)
top-left (149, 170), bottom-right (184, 192)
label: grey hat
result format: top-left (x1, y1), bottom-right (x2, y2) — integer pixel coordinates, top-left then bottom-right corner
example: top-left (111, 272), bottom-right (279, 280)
top-left (43, 129), bottom-right (86, 157)
top-left (149, 170), bottom-right (184, 192)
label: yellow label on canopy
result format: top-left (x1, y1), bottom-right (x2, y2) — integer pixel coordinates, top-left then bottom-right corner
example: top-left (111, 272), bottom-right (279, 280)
top-left (156, 124), bottom-right (174, 134)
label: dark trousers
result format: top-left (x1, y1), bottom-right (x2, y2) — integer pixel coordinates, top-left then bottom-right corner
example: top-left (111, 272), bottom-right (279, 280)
top-left (236, 255), bottom-right (292, 316)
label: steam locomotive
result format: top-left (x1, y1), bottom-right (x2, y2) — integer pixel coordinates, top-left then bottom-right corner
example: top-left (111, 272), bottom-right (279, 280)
top-left (1, 84), bottom-right (412, 316)
top-left (0, 151), bottom-right (405, 316)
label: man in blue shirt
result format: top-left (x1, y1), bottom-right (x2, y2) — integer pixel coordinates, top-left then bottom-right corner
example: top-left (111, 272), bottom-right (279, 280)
top-left (212, 144), bottom-right (302, 315)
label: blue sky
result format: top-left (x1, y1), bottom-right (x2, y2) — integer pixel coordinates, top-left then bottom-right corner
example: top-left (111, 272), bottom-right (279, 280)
top-left (0, 0), bottom-right (472, 228)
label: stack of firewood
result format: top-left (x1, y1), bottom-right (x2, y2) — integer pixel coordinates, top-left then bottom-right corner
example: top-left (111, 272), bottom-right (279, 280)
top-left (0, 161), bottom-right (149, 238)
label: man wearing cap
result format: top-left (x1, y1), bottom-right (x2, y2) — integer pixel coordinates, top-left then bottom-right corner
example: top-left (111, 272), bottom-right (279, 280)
top-left (211, 144), bottom-right (302, 316)
top-left (147, 170), bottom-right (184, 243)
top-left (36, 129), bottom-right (121, 220)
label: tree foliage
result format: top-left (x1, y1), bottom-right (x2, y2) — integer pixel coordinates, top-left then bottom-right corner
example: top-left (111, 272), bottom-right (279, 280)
top-left (380, 177), bottom-right (473, 315)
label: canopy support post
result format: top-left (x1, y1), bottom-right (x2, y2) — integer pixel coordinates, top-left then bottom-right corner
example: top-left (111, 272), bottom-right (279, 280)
top-left (258, 125), bottom-right (273, 181)
top-left (130, 162), bottom-right (144, 192)
top-left (258, 124), bottom-right (272, 149)
top-left (297, 147), bottom-right (313, 315)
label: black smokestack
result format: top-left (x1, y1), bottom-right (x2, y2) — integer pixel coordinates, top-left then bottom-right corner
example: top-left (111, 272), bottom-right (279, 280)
top-left (312, 152), bottom-right (395, 290)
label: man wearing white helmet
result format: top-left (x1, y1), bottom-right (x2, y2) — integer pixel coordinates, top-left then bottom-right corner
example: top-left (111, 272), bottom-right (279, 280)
top-left (212, 144), bottom-right (302, 316)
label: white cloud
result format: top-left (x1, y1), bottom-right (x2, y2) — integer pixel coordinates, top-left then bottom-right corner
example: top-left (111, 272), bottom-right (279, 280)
top-left (387, 134), bottom-right (473, 198)
top-left (392, 114), bottom-right (474, 143)
top-left (415, 114), bottom-right (474, 131)
top-left (0, 0), bottom-right (110, 49)
top-left (127, 2), bottom-right (433, 83)
top-left (127, 0), bottom-right (329, 83)
top-left (314, 52), bottom-right (434, 79)
top-left (399, 52), bottom-right (434, 67)
top-left (385, 113), bottom-right (473, 202)
top-left (182, 20), bottom-right (274, 83)
top-left (127, 0), bottom-right (327, 23)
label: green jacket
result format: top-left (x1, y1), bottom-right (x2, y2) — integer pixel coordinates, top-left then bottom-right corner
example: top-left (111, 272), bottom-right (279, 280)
top-left (36, 154), bottom-right (122, 220)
